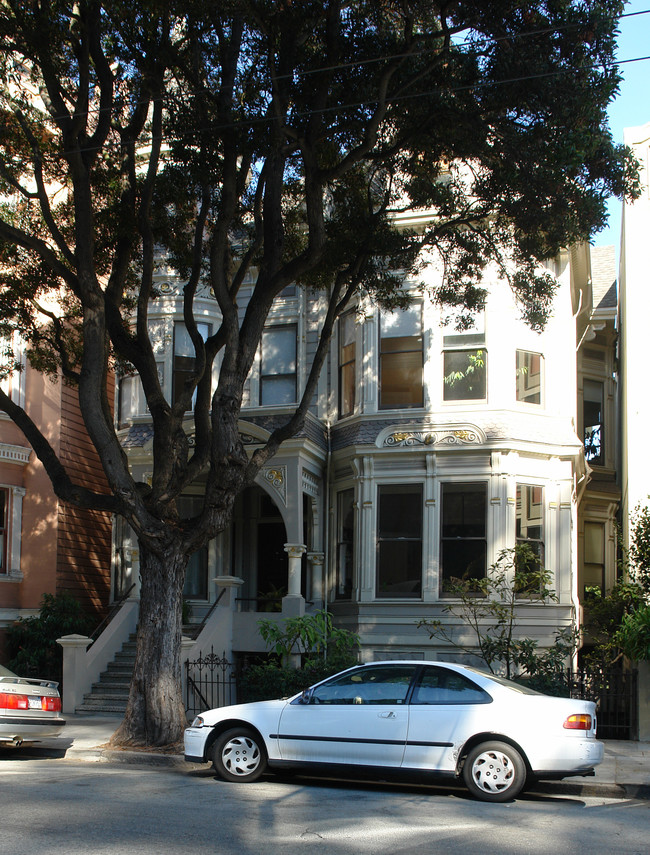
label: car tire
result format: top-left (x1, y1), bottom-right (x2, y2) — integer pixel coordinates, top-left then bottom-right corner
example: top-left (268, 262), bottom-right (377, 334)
top-left (212, 727), bottom-right (267, 783)
top-left (462, 741), bottom-right (526, 802)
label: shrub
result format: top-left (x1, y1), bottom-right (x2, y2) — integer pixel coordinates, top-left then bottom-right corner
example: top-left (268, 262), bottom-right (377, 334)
top-left (6, 592), bottom-right (93, 683)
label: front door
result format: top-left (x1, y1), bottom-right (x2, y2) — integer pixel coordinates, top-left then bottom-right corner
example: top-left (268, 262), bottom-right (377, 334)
top-left (277, 664), bottom-right (416, 767)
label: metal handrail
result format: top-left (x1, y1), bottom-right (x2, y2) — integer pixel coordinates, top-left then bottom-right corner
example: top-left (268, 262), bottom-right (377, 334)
top-left (89, 583), bottom-right (136, 644)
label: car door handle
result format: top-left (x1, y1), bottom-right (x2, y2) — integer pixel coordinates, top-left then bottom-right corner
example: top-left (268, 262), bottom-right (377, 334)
top-left (378, 711), bottom-right (396, 719)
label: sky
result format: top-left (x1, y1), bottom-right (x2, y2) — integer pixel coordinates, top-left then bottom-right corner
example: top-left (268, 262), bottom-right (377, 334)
top-left (593, 0), bottom-right (650, 249)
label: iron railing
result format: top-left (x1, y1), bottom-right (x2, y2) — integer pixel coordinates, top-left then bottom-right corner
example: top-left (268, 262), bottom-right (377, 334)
top-left (184, 648), bottom-right (237, 718)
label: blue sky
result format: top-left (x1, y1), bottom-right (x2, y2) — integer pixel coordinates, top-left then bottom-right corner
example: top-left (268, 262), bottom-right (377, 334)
top-left (593, 1), bottom-right (650, 248)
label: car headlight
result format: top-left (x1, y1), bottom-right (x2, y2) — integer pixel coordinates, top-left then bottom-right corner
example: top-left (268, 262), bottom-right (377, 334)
top-left (190, 716), bottom-right (204, 728)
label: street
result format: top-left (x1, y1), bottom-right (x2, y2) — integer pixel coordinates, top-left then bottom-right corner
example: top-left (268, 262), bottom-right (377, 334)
top-left (0, 757), bottom-right (648, 855)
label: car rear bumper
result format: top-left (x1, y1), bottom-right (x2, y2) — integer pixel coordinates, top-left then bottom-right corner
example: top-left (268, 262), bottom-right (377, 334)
top-left (528, 737), bottom-right (604, 775)
top-left (0, 716), bottom-right (66, 742)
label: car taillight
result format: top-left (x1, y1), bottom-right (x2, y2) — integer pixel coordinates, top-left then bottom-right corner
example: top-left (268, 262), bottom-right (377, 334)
top-left (0, 692), bottom-right (30, 710)
top-left (563, 713), bottom-right (592, 730)
top-left (0, 692), bottom-right (61, 711)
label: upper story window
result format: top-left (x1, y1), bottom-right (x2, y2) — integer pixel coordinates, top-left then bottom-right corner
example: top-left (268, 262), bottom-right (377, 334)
top-left (583, 379), bottom-right (604, 465)
top-left (376, 484), bottom-right (422, 598)
top-left (0, 488), bottom-right (7, 573)
top-left (379, 302), bottom-right (423, 409)
top-left (440, 482), bottom-right (487, 592)
top-left (0, 331), bottom-right (25, 408)
top-left (516, 350), bottom-right (544, 405)
top-left (442, 311), bottom-right (486, 402)
top-left (338, 312), bottom-right (356, 418)
top-left (260, 324), bottom-right (297, 405)
top-left (173, 322), bottom-right (211, 409)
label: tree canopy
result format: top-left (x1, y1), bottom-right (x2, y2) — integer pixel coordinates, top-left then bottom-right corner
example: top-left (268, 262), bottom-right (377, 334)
top-left (0, 0), bottom-right (638, 744)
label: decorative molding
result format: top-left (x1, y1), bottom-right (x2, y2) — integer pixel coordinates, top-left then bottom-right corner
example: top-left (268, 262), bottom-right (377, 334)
top-left (302, 468), bottom-right (320, 498)
top-left (0, 444), bottom-right (30, 465)
top-left (378, 424), bottom-right (486, 448)
top-left (263, 466), bottom-right (287, 504)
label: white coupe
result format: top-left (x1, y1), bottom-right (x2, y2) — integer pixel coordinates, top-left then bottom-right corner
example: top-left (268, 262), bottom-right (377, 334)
top-left (184, 660), bottom-right (603, 802)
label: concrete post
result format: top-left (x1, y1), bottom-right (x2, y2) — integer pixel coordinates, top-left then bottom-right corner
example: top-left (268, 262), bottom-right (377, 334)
top-left (57, 634), bottom-right (92, 714)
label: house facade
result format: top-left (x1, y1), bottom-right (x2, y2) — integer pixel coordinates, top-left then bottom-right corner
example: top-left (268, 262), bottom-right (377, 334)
top-left (0, 346), bottom-right (112, 661)
top-left (113, 236), bottom-right (612, 671)
top-left (619, 122), bottom-right (650, 556)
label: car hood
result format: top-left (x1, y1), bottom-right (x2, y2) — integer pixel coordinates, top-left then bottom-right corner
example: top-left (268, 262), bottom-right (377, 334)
top-left (192, 697), bottom-right (289, 727)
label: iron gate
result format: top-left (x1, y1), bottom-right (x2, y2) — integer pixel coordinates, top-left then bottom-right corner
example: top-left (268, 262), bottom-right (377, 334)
top-left (568, 667), bottom-right (638, 740)
top-left (184, 648), bottom-right (237, 718)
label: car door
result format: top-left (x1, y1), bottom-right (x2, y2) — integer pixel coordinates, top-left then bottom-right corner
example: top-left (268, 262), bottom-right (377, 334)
top-left (276, 664), bottom-right (416, 767)
top-left (402, 665), bottom-right (493, 772)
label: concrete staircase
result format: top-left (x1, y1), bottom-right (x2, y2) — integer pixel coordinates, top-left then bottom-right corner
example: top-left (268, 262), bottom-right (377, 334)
top-left (76, 634), bottom-right (136, 714)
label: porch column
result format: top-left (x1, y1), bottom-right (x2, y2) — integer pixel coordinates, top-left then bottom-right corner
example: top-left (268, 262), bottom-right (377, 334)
top-left (283, 543), bottom-right (306, 617)
top-left (307, 551), bottom-right (325, 609)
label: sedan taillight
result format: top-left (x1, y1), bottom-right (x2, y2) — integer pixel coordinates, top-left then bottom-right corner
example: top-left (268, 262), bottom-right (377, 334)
top-left (0, 692), bottom-right (61, 712)
top-left (563, 713), bottom-right (592, 730)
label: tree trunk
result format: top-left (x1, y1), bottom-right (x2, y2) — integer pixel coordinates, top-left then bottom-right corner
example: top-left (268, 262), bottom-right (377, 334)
top-left (111, 541), bottom-right (188, 747)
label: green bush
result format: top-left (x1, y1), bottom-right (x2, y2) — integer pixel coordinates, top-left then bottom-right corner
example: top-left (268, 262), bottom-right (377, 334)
top-left (615, 604), bottom-right (650, 661)
top-left (239, 652), bottom-right (358, 703)
top-left (6, 592), bottom-right (93, 683)
top-left (240, 610), bottom-right (361, 702)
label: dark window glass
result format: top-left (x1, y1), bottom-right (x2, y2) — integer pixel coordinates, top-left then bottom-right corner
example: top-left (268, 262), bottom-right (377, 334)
top-left (379, 304), bottom-right (423, 408)
top-left (261, 325), bottom-right (297, 405)
top-left (338, 313), bottom-right (356, 417)
top-left (441, 483), bottom-right (487, 590)
top-left (584, 380), bottom-right (604, 465)
top-left (336, 490), bottom-right (355, 599)
top-left (0, 490), bottom-right (6, 572)
top-left (376, 485), bottom-right (422, 598)
top-left (443, 349), bottom-right (486, 401)
top-left (516, 350), bottom-right (543, 405)
top-left (411, 666), bottom-right (491, 705)
top-left (173, 322), bottom-right (210, 409)
top-left (308, 665), bottom-right (417, 705)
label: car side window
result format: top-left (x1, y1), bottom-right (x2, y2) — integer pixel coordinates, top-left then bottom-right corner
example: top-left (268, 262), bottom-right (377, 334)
top-left (309, 665), bottom-right (416, 705)
top-left (410, 666), bottom-right (492, 705)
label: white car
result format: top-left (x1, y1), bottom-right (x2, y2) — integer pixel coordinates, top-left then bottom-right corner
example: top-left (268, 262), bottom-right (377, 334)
top-left (0, 664), bottom-right (65, 747)
top-left (184, 660), bottom-right (604, 802)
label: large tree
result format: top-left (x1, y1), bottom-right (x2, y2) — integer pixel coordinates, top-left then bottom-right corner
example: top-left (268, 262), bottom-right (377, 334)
top-left (0, 0), bottom-right (637, 745)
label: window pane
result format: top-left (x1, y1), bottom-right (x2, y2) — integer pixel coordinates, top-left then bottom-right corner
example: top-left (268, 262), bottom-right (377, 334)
top-left (441, 483), bottom-right (487, 588)
top-left (261, 326), bottom-right (296, 405)
top-left (380, 305), bottom-right (423, 409)
top-left (311, 665), bottom-right (416, 705)
top-left (443, 350), bottom-right (486, 400)
top-left (380, 351), bottom-right (423, 407)
top-left (336, 490), bottom-right (354, 599)
top-left (411, 666), bottom-right (491, 705)
top-left (381, 304), bottom-right (421, 339)
top-left (262, 327), bottom-right (296, 374)
top-left (183, 547), bottom-right (208, 600)
top-left (173, 322), bottom-right (210, 408)
top-left (584, 380), bottom-right (604, 464)
top-left (377, 485), bottom-right (422, 598)
top-left (339, 313), bottom-right (356, 417)
top-left (516, 350), bottom-right (543, 404)
top-left (515, 485), bottom-right (545, 591)
top-left (260, 375), bottom-right (296, 405)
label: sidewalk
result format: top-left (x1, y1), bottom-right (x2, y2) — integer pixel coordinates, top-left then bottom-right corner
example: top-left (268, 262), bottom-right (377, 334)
top-left (6, 713), bottom-right (650, 800)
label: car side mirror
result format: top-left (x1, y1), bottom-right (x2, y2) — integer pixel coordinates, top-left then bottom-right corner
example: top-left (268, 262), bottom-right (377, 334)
top-left (300, 688), bottom-right (314, 705)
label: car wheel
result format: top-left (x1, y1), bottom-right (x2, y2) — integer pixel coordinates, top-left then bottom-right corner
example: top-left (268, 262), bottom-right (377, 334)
top-left (462, 741), bottom-right (526, 802)
top-left (212, 728), bottom-right (267, 783)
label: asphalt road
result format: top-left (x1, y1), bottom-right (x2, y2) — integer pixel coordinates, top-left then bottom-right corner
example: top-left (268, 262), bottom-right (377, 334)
top-left (1, 758), bottom-right (648, 855)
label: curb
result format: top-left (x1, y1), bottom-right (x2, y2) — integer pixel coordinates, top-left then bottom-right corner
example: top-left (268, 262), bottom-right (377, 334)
top-left (63, 747), bottom-right (650, 800)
